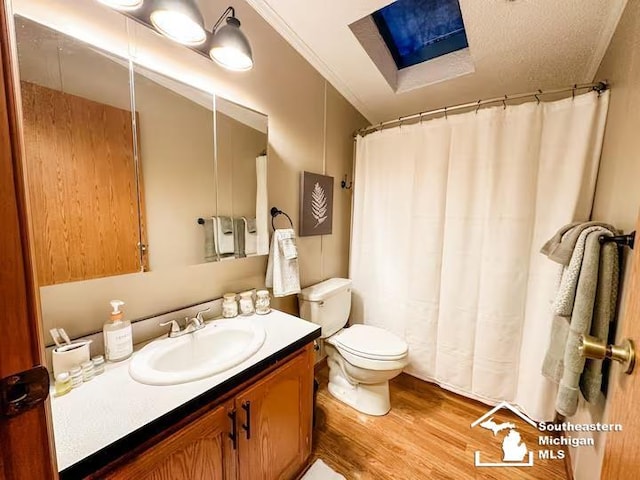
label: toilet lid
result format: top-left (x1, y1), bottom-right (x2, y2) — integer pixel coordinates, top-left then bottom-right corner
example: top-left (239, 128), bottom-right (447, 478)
top-left (330, 325), bottom-right (408, 361)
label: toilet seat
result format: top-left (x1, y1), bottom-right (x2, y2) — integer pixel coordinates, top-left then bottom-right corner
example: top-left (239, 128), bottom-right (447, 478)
top-left (327, 324), bottom-right (408, 370)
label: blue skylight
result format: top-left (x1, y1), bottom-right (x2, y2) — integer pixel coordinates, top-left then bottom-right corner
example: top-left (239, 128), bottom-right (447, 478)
top-left (372, 0), bottom-right (468, 70)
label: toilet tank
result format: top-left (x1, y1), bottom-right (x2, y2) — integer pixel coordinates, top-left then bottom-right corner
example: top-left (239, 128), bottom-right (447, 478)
top-left (298, 278), bottom-right (352, 338)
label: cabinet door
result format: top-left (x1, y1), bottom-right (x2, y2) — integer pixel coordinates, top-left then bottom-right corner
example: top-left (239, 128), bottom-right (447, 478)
top-left (105, 401), bottom-right (236, 480)
top-left (237, 346), bottom-right (314, 480)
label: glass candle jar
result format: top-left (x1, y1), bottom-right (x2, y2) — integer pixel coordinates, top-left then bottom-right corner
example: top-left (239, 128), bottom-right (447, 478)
top-left (92, 355), bottom-right (105, 375)
top-left (222, 293), bottom-right (238, 318)
top-left (255, 290), bottom-right (271, 315)
top-left (239, 291), bottom-right (255, 316)
top-left (69, 366), bottom-right (83, 389)
top-left (81, 360), bottom-right (95, 382)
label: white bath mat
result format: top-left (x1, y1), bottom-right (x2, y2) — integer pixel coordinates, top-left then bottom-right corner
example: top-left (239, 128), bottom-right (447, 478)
top-left (302, 459), bottom-right (346, 480)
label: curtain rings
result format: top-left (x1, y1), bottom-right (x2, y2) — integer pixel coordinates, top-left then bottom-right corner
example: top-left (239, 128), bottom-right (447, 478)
top-left (572, 84), bottom-right (577, 100)
top-left (444, 106), bottom-right (448, 119)
top-left (534, 89), bottom-right (542, 105)
top-left (475, 99), bottom-right (482, 114)
top-left (503, 95), bottom-right (507, 110)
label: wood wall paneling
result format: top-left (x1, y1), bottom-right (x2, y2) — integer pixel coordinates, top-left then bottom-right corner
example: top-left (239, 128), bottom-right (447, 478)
top-left (21, 81), bottom-right (144, 285)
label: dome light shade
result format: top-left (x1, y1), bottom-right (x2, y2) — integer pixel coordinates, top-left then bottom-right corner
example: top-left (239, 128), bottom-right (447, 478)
top-left (150, 0), bottom-right (207, 46)
top-left (97, 0), bottom-right (143, 10)
top-left (209, 17), bottom-right (253, 71)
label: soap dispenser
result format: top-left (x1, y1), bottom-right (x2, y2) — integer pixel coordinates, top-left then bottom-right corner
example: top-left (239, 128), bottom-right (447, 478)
top-left (103, 300), bottom-right (133, 362)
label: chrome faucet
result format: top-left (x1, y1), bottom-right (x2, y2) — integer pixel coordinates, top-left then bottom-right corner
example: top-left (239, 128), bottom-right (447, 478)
top-left (160, 308), bottom-right (210, 338)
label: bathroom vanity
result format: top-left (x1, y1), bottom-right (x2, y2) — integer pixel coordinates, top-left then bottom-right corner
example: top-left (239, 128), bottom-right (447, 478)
top-left (53, 310), bottom-right (320, 480)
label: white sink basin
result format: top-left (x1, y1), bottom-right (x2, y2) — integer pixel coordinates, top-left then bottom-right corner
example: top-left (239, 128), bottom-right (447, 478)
top-left (129, 320), bottom-right (266, 386)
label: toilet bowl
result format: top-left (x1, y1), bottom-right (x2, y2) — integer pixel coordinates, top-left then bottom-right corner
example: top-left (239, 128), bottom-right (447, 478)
top-left (298, 278), bottom-right (408, 416)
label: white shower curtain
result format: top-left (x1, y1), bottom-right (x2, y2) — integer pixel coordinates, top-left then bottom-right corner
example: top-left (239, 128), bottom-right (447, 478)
top-left (350, 91), bottom-right (610, 421)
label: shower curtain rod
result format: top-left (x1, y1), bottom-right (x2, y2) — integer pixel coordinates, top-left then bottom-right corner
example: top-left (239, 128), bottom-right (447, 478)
top-left (354, 81), bottom-right (609, 138)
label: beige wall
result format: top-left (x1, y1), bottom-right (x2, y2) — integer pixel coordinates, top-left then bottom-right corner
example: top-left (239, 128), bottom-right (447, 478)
top-left (216, 111), bottom-right (266, 218)
top-left (571, 1), bottom-right (640, 478)
top-left (134, 73), bottom-right (217, 271)
top-left (15, 0), bottom-right (367, 339)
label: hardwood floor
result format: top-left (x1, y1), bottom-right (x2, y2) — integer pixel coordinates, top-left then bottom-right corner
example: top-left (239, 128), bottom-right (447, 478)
top-left (311, 367), bottom-right (567, 480)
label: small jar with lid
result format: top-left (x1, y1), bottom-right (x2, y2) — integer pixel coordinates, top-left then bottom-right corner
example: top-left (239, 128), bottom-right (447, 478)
top-left (255, 290), bottom-right (271, 315)
top-left (54, 372), bottom-right (72, 397)
top-left (239, 291), bottom-right (255, 316)
top-left (81, 360), bottom-right (95, 382)
top-left (222, 293), bottom-right (238, 318)
top-left (69, 366), bottom-right (83, 389)
top-left (92, 355), bottom-right (105, 375)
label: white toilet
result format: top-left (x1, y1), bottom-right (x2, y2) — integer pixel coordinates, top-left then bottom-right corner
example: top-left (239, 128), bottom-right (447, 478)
top-left (298, 278), bottom-right (408, 416)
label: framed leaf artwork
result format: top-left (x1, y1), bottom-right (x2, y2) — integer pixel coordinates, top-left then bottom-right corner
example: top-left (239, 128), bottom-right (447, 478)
top-left (299, 171), bottom-right (334, 236)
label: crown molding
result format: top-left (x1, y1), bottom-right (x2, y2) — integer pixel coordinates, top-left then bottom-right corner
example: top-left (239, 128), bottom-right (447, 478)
top-left (583, 0), bottom-right (627, 81)
top-left (244, 0), bottom-right (376, 122)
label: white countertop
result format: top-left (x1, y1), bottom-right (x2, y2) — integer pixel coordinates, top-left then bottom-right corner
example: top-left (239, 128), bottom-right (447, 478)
top-left (51, 310), bottom-right (319, 472)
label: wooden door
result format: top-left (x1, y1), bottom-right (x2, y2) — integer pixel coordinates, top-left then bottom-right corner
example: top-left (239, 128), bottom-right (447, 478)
top-left (236, 346), bottom-right (314, 480)
top-left (103, 401), bottom-right (236, 480)
top-left (602, 212), bottom-right (640, 479)
top-left (0, 1), bottom-right (56, 478)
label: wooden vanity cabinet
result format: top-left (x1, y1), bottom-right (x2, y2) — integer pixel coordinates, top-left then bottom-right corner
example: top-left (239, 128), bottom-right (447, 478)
top-left (236, 348), bottom-right (314, 480)
top-left (104, 400), bottom-right (237, 480)
top-left (99, 344), bottom-right (314, 480)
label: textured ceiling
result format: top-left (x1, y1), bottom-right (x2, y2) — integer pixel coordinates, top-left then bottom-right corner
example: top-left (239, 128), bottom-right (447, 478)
top-left (244, 0), bottom-right (627, 123)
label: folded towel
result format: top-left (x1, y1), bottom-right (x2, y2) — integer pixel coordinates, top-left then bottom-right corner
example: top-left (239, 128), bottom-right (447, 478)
top-left (265, 228), bottom-right (301, 297)
top-left (203, 218), bottom-right (217, 262)
top-left (243, 217), bottom-right (257, 256)
top-left (234, 218), bottom-right (246, 258)
top-left (218, 216), bottom-right (233, 235)
top-left (553, 226), bottom-right (615, 316)
top-left (246, 217), bottom-right (257, 234)
top-left (215, 217), bottom-right (235, 255)
top-left (541, 221), bottom-right (616, 266)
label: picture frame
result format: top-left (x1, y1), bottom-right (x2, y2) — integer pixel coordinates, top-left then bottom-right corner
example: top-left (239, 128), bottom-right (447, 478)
top-left (299, 171), bottom-right (334, 236)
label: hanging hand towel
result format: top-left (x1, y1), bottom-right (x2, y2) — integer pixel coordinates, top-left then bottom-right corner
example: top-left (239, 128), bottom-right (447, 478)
top-left (215, 217), bottom-right (235, 255)
top-left (541, 227), bottom-right (619, 416)
top-left (552, 226), bottom-right (616, 317)
top-left (203, 217), bottom-right (217, 262)
top-left (243, 217), bottom-right (258, 256)
top-left (234, 218), bottom-right (246, 258)
top-left (265, 228), bottom-right (301, 297)
top-left (541, 221), bottom-right (616, 266)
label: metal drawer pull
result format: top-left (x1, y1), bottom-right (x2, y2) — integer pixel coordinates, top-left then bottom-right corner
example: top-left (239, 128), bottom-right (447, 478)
top-left (241, 401), bottom-right (251, 439)
top-left (228, 409), bottom-right (237, 449)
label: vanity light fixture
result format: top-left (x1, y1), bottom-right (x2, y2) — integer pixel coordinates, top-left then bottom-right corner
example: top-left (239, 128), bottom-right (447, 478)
top-left (96, 1), bottom-right (253, 71)
top-left (149, 0), bottom-right (207, 46)
top-left (97, 0), bottom-right (143, 11)
top-left (209, 7), bottom-right (253, 71)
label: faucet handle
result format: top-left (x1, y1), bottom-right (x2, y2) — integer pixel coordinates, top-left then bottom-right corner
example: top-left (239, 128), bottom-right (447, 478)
top-left (159, 319), bottom-right (181, 335)
top-left (194, 308), bottom-right (211, 322)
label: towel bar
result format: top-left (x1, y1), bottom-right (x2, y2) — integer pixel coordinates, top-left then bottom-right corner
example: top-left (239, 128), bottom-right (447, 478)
top-left (599, 231), bottom-right (635, 249)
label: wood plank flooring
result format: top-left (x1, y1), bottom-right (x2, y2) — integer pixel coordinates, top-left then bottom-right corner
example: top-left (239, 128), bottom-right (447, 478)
top-left (312, 367), bottom-right (568, 480)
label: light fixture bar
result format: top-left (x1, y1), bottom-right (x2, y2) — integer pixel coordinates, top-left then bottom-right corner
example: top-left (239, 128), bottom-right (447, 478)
top-left (97, 1), bottom-right (253, 71)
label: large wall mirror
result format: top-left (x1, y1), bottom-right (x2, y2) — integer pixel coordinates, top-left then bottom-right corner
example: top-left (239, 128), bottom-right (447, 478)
top-left (15, 15), bottom-right (269, 290)
top-left (16, 16), bottom-right (144, 286)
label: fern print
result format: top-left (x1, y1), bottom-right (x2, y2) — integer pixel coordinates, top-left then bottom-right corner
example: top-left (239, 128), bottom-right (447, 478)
top-left (311, 182), bottom-right (328, 228)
